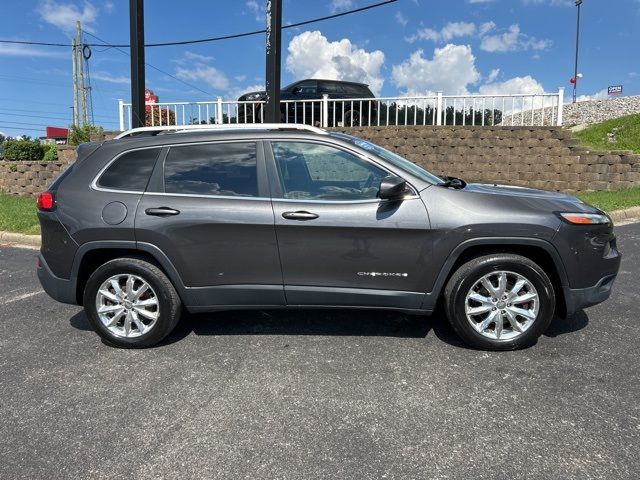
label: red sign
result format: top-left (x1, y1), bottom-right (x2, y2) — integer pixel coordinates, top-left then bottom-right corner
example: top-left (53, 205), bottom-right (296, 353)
top-left (145, 88), bottom-right (158, 104)
top-left (46, 126), bottom-right (69, 138)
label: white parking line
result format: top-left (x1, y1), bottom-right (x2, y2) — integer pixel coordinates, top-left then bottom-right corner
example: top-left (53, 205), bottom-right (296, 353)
top-left (1, 290), bottom-right (44, 305)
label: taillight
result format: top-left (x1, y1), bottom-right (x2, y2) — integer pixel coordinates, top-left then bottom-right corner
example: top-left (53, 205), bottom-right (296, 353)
top-left (36, 192), bottom-right (55, 211)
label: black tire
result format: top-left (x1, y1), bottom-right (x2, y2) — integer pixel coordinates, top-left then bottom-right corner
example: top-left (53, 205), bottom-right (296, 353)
top-left (83, 257), bottom-right (181, 348)
top-left (344, 109), bottom-right (362, 127)
top-left (443, 253), bottom-right (555, 351)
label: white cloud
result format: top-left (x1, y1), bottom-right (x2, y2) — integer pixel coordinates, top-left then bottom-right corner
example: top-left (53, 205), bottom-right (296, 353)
top-left (392, 44), bottom-right (480, 95)
top-left (330, 0), bottom-right (354, 13)
top-left (575, 89), bottom-right (609, 102)
top-left (486, 68), bottom-right (500, 83)
top-left (175, 65), bottom-right (229, 91)
top-left (478, 21), bottom-right (496, 36)
top-left (406, 21), bottom-right (477, 43)
top-left (245, 0), bottom-right (265, 22)
top-left (37, 0), bottom-right (99, 33)
top-left (92, 71), bottom-right (129, 84)
top-left (0, 42), bottom-right (63, 58)
top-left (478, 75), bottom-right (545, 96)
top-left (395, 11), bottom-right (408, 27)
top-left (286, 30), bottom-right (385, 95)
top-left (183, 51), bottom-right (214, 63)
top-left (235, 74), bottom-right (247, 82)
top-left (480, 24), bottom-right (551, 52)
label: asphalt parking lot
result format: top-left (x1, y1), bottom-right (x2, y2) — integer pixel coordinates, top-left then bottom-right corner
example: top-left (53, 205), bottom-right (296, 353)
top-left (1, 222), bottom-right (639, 480)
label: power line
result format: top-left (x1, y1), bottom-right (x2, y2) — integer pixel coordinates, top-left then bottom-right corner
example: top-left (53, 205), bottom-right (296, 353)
top-left (0, 1), bottom-right (397, 48)
top-left (82, 30), bottom-right (214, 97)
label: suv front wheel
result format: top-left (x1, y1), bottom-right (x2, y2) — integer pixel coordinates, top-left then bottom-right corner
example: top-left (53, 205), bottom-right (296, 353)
top-left (444, 253), bottom-right (555, 351)
top-left (83, 258), bottom-right (182, 348)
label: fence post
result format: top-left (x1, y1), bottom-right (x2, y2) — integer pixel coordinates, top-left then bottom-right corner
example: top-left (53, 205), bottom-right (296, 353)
top-left (118, 99), bottom-right (125, 131)
top-left (436, 91), bottom-right (443, 126)
top-left (557, 87), bottom-right (565, 126)
top-left (216, 97), bottom-right (223, 124)
top-left (322, 94), bottom-right (329, 128)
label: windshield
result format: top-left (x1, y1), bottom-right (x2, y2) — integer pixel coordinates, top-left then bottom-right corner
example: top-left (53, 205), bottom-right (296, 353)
top-left (331, 133), bottom-right (444, 185)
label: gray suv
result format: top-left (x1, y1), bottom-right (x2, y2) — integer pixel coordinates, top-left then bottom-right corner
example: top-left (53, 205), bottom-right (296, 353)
top-left (36, 124), bottom-right (620, 350)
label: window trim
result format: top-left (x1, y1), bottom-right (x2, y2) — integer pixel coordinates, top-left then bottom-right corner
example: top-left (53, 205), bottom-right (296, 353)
top-left (264, 138), bottom-right (418, 203)
top-left (91, 145), bottom-right (162, 195)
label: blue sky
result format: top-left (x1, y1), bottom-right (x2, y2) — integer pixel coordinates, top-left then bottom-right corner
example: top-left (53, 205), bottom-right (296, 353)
top-left (0, 0), bottom-right (638, 137)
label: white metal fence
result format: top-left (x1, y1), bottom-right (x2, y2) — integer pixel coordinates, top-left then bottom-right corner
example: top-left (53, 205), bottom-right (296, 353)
top-left (118, 88), bottom-right (565, 130)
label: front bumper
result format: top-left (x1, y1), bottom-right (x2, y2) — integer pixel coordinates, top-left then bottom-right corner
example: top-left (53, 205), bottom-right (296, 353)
top-left (37, 254), bottom-right (78, 305)
top-left (562, 273), bottom-right (617, 317)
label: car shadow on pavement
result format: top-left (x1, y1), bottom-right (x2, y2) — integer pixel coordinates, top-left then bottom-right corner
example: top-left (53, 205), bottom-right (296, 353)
top-left (166, 309), bottom-right (438, 343)
top-left (543, 310), bottom-right (589, 337)
top-left (68, 309), bottom-right (585, 348)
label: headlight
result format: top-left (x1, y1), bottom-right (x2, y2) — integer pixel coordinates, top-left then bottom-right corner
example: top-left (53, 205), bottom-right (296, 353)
top-left (559, 212), bottom-right (611, 225)
top-left (245, 93), bottom-right (262, 100)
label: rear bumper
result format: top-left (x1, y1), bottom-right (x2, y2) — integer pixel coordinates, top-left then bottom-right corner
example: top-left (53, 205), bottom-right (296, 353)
top-left (37, 254), bottom-right (78, 305)
top-left (563, 273), bottom-right (617, 317)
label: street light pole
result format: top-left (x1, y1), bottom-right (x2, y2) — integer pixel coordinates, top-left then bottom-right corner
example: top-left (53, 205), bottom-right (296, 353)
top-left (573, 0), bottom-right (582, 103)
top-left (265, 0), bottom-right (282, 123)
top-left (129, 0), bottom-right (146, 128)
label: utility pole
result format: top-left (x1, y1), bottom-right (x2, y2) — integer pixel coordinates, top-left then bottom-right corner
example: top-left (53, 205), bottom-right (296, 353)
top-left (76, 21), bottom-right (88, 125)
top-left (129, 0), bottom-right (146, 128)
top-left (71, 21), bottom-right (88, 126)
top-left (573, 0), bottom-right (583, 103)
top-left (264, 0), bottom-right (282, 123)
top-left (71, 36), bottom-right (79, 127)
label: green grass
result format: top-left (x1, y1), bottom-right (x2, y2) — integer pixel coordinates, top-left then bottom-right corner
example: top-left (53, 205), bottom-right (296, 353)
top-left (573, 114), bottom-right (640, 153)
top-left (0, 193), bottom-right (40, 235)
top-left (576, 187), bottom-right (640, 213)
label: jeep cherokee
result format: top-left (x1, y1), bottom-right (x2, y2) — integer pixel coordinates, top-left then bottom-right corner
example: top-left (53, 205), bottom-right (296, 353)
top-left (36, 124), bottom-right (621, 350)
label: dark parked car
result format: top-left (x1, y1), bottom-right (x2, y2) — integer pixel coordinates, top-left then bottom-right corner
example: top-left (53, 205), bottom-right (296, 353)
top-left (37, 124), bottom-right (620, 350)
top-left (237, 79), bottom-right (377, 126)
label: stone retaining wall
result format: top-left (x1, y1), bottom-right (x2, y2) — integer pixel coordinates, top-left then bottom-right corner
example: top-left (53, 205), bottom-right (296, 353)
top-left (1, 128), bottom-right (640, 196)
top-left (0, 146), bottom-right (76, 196)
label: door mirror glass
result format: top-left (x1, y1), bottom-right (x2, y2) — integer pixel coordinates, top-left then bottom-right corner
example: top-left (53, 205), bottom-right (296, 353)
top-left (378, 175), bottom-right (407, 200)
top-left (291, 86), bottom-right (302, 95)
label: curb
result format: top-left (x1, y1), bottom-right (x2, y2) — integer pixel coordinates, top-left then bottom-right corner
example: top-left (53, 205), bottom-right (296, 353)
top-left (609, 206), bottom-right (640, 224)
top-left (0, 231), bottom-right (41, 248)
top-left (1, 206), bottom-right (639, 249)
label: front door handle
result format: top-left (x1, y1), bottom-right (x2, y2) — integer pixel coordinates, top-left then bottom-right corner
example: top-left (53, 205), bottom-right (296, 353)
top-left (282, 211), bottom-right (319, 221)
top-left (145, 207), bottom-right (180, 217)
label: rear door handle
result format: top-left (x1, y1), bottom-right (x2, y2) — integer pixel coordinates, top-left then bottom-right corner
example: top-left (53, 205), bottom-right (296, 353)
top-left (145, 207), bottom-right (180, 217)
top-left (282, 211), bottom-right (319, 221)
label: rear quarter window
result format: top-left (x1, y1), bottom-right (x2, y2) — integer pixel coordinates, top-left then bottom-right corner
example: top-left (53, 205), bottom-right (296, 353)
top-left (97, 148), bottom-right (160, 191)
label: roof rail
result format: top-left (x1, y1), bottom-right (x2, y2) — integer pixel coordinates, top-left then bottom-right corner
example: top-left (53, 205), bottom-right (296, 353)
top-left (114, 123), bottom-right (327, 139)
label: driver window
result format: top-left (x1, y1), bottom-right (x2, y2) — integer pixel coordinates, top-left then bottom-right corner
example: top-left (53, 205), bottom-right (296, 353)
top-left (271, 141), bottom-right (387, 201)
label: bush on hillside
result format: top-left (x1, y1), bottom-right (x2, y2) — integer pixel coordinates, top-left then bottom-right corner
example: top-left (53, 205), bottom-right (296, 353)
top-left (43, 144), bottom-right (58, 162)
top-left (145, 106), bottom-right (176, 126)
top-left (2, 140), bottom-right (45, 161)
top-left (68, 124), bottom-right (104, 146)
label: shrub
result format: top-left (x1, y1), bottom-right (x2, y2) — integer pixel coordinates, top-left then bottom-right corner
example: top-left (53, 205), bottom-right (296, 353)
top-left (68, 124), bottom-right (104, 145)
top-left (145, 105), bottom-right (176, 126)
top-left (43, 144), bottom-right (58, 162)
top-left (2, 140), bottom-right (45, 161)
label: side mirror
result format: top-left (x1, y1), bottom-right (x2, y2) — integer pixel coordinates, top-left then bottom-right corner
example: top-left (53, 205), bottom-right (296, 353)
top-left (291, 86), bottom-right (302, 95)
top-left (378, 175), bottom-right (407, 200)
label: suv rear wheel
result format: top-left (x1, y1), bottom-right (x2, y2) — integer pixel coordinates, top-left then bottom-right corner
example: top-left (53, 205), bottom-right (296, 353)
top-left (444, 253), bottom-right (555, 351)
top-left (83, 258), bottom-right (181, 348)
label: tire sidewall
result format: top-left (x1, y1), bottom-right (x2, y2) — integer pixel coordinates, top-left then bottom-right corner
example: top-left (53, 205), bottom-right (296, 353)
top-left (450, 258), bottom-right (555, 350)
top-left (83, 260), bottom-right (177, 348)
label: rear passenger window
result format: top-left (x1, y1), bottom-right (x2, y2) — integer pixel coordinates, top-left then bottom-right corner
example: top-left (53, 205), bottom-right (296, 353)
top-left (98, 148), bottom-right (160, 191)
top-left (164, 142), bottom-right (258, 197)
